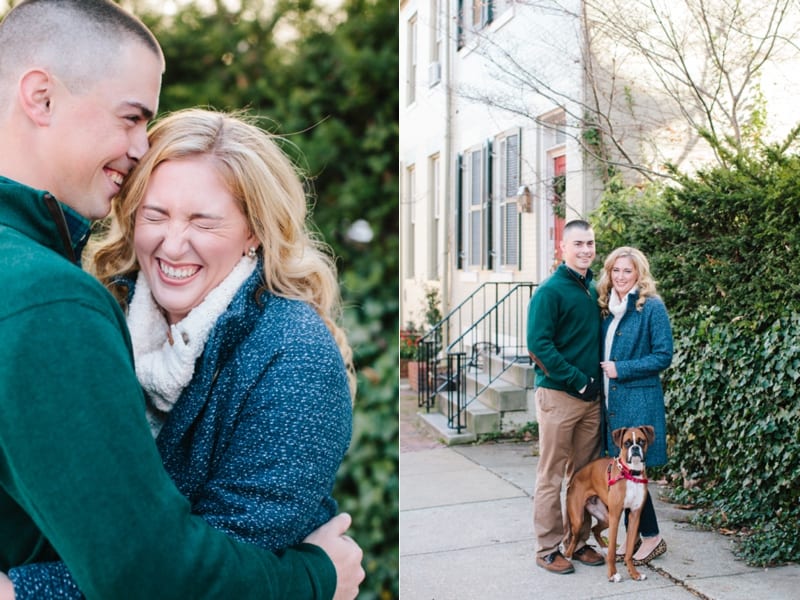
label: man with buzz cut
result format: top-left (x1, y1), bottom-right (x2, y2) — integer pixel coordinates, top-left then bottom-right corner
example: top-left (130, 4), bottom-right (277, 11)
top-left (0, 1), bottom-right (363, 599)
top-left (527, 219), bottom-right (604, 575)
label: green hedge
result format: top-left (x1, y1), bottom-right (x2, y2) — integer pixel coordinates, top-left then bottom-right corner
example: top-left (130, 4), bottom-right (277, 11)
top-left (591, 135), bottom-right (800, 566)
top-left (663, 310), bottom-right (800, 566)
top-left (334, 346), bottom-right (399, 600)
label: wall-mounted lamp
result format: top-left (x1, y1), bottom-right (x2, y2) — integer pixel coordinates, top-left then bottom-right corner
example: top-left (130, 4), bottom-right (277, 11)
top-left (516, 185), bottom-right (533, 213)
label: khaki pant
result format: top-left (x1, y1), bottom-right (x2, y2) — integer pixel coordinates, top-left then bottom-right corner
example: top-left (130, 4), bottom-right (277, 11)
top-left (533, 387), bottom-right (601, 557)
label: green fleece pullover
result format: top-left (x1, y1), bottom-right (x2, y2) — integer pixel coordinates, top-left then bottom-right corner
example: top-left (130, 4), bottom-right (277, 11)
top-left (526, 263), bottom-right (601, 392)
top-left (0, 177), bottom-right (336, 599)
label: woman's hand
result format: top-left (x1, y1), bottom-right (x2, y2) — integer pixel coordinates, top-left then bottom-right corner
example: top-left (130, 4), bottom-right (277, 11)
top-left (0, 572), bottom-right (15, 600)
top-left (600, 360), bottom-right (618, 379)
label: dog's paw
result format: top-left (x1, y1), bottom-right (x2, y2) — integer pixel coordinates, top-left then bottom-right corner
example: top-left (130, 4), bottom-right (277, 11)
top-left (637, 573), bottom-right (647, 581)
top-left (608, 573), bottom-right (622, 583)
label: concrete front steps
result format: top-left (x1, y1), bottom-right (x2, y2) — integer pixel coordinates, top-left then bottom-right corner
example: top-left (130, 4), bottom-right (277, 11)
top-left (416, 353), bottom-right (536, 445)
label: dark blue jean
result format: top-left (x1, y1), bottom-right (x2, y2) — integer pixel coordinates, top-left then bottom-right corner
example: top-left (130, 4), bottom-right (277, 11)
top-left (624, 492), bottom-right (659, 537)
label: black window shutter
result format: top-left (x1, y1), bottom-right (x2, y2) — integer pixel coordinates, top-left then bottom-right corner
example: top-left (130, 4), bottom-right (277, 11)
top-left (484, 139), bottom-right (493, 270)
top-left (455, 153), bottom-right (463, 270)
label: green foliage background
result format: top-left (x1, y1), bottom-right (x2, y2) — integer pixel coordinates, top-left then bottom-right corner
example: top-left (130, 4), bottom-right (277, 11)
top-left (591, 136), bottom-right (800, 566)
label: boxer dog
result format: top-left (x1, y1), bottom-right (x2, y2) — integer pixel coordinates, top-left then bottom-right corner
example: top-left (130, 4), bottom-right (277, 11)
top-left (564, 426), bottom-right (655, 583)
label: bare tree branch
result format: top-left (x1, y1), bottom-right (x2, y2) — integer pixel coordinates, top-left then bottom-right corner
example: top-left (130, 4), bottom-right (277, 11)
top-left (452, 0), bottom-right (800, 183)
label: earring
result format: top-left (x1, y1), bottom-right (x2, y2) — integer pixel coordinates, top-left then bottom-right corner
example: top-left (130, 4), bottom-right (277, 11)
top-left (247, 247), bottom-right (257, 259)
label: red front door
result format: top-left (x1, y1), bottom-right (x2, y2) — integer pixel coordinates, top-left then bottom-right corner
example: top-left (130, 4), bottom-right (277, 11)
top-left (552, 155), bottom-right (566, 265)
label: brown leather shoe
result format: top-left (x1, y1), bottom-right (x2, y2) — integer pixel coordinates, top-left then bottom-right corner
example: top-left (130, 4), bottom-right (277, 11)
top-left (536, 550), bottom-right (575, 574)
top-left (573, 544), bottom-right (604, 566)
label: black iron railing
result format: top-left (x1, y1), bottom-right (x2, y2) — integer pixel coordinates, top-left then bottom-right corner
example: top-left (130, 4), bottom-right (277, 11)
top-left (416, 282), bottom-right (536, 433)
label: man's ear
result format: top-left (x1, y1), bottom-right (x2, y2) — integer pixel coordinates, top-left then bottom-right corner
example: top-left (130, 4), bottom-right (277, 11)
top-left (18, 69), bottom-right (56, 126)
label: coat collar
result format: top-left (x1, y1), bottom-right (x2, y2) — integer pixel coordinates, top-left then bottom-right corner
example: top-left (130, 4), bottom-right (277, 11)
top-left (560, 262), bottom-right (594, 285)
top-left (625, 289), bottom-right (641, 308)
top-left (155, 264), bottom-right (268, 456)
top-left (610, 288), bottom-right (640, 313)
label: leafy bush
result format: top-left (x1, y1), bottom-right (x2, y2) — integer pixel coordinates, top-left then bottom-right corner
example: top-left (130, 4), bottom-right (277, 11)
top-left (663, 310), bottom-right (800, 566)
top-left (591, 134), bottom-right (800, 566)
top-left (399, 330), bottom-right (420, 359)
top-left (335, 345), bottom-right (399, 599)
top-left (594, 133), bottom-right (800, 328)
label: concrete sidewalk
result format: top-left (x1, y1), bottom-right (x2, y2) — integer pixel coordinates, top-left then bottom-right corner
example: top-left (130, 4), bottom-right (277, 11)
top-left (399, 383), bottom-right (800, 599)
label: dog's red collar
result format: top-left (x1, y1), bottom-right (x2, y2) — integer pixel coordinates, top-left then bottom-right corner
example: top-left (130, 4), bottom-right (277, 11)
top-left (607, 458), bottom-right (649, 486)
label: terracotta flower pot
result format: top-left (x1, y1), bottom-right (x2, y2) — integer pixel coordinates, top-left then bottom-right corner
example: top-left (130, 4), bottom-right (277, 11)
top-left (400, 358), bottom-right (409, 379)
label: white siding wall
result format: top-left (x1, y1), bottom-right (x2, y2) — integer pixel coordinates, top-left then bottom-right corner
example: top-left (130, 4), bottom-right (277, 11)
top-left (400, 0), bottom-right (800, 332)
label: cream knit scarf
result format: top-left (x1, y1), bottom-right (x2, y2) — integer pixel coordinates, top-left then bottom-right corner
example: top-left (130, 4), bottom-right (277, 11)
top-left (603, 286), bottom-right (636, 405)
top-left (127, 256), bottom-right (257, 436)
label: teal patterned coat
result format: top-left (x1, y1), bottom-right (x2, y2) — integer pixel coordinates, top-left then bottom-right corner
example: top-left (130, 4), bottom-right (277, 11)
top-left (603, 292), bottom-right (673, 466)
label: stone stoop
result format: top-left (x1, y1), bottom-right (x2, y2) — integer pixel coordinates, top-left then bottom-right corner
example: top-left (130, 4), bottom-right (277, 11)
top-left (466, 371), bottom-right (526, 412)
top-left (416, 410), bottom-right (477, 446)
top-left (414, 355), bottom-right (537, 445)
top-left (485, 353), bottom-right (535, 389)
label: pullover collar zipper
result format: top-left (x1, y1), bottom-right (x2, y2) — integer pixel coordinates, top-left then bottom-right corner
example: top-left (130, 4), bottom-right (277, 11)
top-left (564, 264), bottom-right (592, 297)
top-left (42, 193), bottom-right (91, 266)
top-left (43, 193), bottom-right (76, 264)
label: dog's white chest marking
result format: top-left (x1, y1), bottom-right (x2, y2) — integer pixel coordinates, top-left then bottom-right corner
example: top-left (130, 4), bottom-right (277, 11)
top-left (621, 431), bottom-right (647, 510)
top-left (624, 481), bottom-right (646, 510)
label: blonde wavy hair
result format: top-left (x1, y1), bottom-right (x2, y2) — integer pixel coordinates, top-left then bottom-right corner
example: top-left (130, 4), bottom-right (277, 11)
top-left (597, 246), bottom-right (659, 317)
top-left (88, 108), bottom-right (355, 398)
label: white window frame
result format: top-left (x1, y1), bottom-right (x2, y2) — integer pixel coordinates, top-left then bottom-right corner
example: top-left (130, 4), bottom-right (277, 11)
top-left (406, 164), bottom-right (416, 278)
top-left (495, 129), bottom-right (520, 269)
top-left (407, 14), bottom-right (417, 105)
top-left (428, 153), bottom-right (441, 279)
